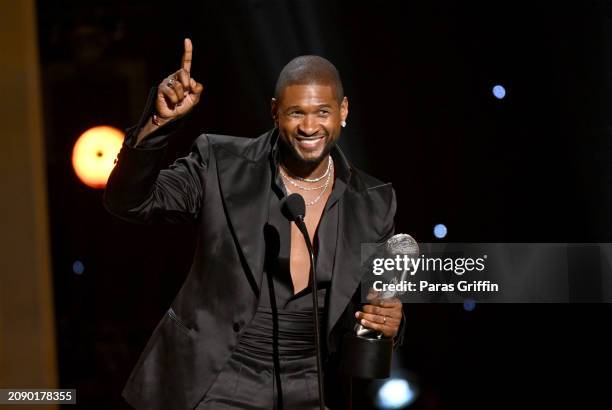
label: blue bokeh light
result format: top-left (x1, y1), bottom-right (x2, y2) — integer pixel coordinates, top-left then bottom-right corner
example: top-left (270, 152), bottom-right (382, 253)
top-left (72, 260), bottom-right (85, 275)
top-left (492, 84), bottom-right (506, 99)
top-left (376, 378), bottom-right (417, 409)
top-left (464, 298), bottom-right (476, 311)
top-left (433, 224), bottom-right (447, 239)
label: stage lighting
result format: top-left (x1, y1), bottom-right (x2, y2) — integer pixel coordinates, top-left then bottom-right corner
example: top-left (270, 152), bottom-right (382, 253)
top-left (433, 223), bottom-right (447, 239)
top-left (492, 84), bottom-right (506, 99)
top-left (463, 298), bottom-right (476, 311)
top-left (375, 378), bottom-right (417, 409)
top-left (72, 260), bottom-right (85, 275)
top-left (72, 126), bottom-right (123, 189)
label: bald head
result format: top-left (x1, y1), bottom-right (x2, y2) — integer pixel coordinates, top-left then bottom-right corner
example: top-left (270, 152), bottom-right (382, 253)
top-left (274, 55), bottom-right (344, 103)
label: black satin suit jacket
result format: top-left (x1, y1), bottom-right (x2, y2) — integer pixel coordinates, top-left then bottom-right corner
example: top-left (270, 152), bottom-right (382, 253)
top-left (104, 124), bottom-right (401, 409)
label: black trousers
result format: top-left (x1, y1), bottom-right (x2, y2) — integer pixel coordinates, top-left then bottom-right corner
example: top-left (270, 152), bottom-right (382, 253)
top-left (195, 347), bottom-right (329, 410)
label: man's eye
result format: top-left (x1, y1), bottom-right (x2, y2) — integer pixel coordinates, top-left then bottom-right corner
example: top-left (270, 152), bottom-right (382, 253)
top-left (289, 111), bottom-right (303, 117)
top-left (318, 110), bottom-right (330, 116)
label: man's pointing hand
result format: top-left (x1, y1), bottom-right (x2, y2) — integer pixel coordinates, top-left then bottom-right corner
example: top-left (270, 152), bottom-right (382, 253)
top-left (155, 38), bottom-right (204, 124)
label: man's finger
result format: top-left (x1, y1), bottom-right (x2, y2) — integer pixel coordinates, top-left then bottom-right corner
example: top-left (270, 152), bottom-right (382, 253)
top-left (356, 312), bottom-right (400, 325)
top-left (377, 298), bottom-right (402, 308)
top-left (172, 81), bottom-right (185, 101)
top-left (362, 304), bottom-right (398, 317)
top-left (362, 304), bottom-right (384, 315)
top-left (191, 79), bottom-right (204, 95)
top-left (176, 69), bottom-right (191, 93)
top-left (182, 38), bottom-right (193, 73)
top-left (359, 319), bottom-right (397, 337)
top-left (160, 85), bottom-right (179, 105)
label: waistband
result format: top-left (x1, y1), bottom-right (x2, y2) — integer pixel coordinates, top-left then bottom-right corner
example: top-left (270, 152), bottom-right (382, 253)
top-left (235, 306), bottom-right (324, 360)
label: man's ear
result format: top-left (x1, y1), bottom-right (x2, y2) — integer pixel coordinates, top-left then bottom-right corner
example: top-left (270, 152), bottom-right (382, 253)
top-left (271, 97), bottom-right (278, 123)
top-left (340, 96), bottom-right (349, 123)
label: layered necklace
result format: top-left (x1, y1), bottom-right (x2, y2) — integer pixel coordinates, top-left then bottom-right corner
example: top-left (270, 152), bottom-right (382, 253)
top-left (279, 156), bottom-right (334, 206)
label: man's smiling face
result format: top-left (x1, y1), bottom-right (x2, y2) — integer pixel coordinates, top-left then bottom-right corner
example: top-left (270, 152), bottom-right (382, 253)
top-left (273, 83), bottom-right (348, 165)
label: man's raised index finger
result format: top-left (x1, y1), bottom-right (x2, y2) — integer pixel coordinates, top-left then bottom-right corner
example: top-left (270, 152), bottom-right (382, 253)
top-left (182, 38), bottom-right (193, 73)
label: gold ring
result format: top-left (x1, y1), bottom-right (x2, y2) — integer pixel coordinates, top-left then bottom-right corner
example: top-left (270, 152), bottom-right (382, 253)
top-left (167, 77), bottom-right (176, 88)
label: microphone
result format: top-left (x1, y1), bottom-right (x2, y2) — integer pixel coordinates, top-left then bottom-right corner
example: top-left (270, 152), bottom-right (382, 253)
top-left (356, 233), bottom-right (419, 337)
top-left (280, 193), bottom-right (325, 410)
top-left (281, 192), bottom-right (306, 222)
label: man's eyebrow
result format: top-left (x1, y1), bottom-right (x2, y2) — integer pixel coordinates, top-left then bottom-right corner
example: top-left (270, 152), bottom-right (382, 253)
top-left (284, 104), bottom-right (333, 110)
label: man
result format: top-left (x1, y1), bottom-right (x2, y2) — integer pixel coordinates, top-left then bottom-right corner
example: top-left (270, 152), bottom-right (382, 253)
top-left (104, 38), bottom-right (404, 409)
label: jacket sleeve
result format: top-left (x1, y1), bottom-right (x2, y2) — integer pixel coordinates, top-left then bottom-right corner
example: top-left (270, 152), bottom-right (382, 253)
top-left (103, 89), bottom-right (208, 224)
top-left (103, 138), bottom-right (207, 224)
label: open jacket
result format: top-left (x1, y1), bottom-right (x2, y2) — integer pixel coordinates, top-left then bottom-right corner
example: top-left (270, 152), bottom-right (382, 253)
top-left (104, 118), bottom-right (402, 409)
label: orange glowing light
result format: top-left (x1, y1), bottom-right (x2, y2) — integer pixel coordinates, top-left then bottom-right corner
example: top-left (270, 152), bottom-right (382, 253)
top-left (72, 126), bottom-right (124, 189)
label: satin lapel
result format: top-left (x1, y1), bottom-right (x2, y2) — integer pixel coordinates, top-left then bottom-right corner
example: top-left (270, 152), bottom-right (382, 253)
top-left (215, 145), bottom-right (271, 294)
top-left (326, 189), bottom-right (370, 340)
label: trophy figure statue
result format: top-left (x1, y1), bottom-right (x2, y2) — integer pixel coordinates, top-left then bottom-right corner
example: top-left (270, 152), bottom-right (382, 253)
top-left (342, 233), bottom-right (419, 379)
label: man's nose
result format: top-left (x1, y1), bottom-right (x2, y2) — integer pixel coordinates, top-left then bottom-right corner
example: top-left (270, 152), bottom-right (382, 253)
top-left (298, 114), bottom-right (319, 136)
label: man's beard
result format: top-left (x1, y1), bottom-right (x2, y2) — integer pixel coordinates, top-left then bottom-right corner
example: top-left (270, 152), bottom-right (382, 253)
top-left (279, 135), bottom-right (336, 167)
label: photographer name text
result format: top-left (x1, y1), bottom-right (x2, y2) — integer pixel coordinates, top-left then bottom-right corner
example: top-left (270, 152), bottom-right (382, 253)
top-left (373, 280), bottom-right (499, 293)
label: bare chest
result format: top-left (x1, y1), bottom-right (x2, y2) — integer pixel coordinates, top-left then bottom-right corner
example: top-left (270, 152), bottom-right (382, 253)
top-left (288, 187), bottom-right (332, 294)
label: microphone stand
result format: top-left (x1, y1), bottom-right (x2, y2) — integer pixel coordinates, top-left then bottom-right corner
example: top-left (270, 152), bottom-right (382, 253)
top-left (294, 216), bottom-right (326, 410)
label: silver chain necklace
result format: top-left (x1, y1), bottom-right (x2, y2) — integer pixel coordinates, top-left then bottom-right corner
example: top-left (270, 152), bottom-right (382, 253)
top-left (281, 158), bottom-right (334, 206)
top-left (279, 158), bottom-right (334, 191)
top-left (281, 156), bottom-right (333, 183)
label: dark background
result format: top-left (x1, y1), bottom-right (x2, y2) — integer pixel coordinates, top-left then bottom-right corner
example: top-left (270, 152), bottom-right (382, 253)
top-left (37, 0), bottom-right (612, 408)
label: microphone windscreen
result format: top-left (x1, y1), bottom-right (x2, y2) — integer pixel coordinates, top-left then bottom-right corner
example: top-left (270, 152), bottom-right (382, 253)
top-left (281, 193), bottom-right (306, 221)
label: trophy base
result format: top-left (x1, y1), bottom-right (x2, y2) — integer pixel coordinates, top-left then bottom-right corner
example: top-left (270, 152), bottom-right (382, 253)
top-left (341, 333), bottom-right (393, 379)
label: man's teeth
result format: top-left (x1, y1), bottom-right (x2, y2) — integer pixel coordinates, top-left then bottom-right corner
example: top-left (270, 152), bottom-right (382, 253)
top-left (301, 138), bottom-right (321, 144)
